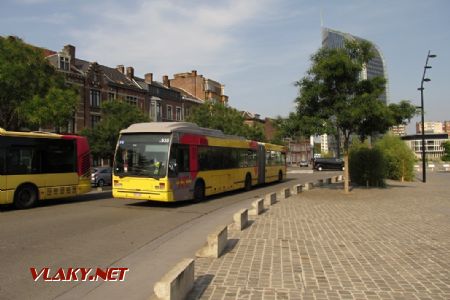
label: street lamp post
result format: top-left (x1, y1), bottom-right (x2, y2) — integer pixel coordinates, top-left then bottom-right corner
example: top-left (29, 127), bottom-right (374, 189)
top-left (418, 50), bottom-right (436, 183)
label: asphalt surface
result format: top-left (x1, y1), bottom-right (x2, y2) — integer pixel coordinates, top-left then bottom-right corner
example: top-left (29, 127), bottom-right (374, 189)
top-left (0, 168), bottom-right (336, 300)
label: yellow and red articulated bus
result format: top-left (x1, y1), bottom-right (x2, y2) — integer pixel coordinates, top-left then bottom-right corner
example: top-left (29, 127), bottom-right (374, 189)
top-left (112, 122), bottom-right (286, 202)
top-left (0, 128), bottom-right (91, 209)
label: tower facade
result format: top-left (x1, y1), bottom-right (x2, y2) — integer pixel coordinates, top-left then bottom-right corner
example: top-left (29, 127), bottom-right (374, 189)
top-left (322, 27), bottom-right (389, 104)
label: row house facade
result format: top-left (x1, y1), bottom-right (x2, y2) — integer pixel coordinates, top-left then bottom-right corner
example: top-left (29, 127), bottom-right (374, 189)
top-left (45, 44), bottom-right (206, 134)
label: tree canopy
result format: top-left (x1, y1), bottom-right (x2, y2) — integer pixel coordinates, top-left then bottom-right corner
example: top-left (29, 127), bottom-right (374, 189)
top-left (0, 36), bottom-right (78, 131)
top-left (81, 100), bottom-right (150, 164)
top-left (294, 40), bottom-right (416, 192)
top-left (186, 101), bottom-right (266, 141)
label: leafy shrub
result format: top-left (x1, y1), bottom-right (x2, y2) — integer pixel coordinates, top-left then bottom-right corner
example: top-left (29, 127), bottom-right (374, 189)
top-left (375, 134), bottom-right (415, 181)
top-left (349, 142), bottom-right (386, 187)
top-left (442, 141), bottom-right (450, 162)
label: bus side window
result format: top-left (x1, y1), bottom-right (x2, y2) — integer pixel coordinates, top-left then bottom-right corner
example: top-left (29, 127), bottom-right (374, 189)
top-left (6, 147), bottom-right (38, 175)
top-left (178, 146), bottom-right (190, 172)
top-left (0, 148), bottom-right (5, 175)
top-left (42, 140), bottom-right (76, 173)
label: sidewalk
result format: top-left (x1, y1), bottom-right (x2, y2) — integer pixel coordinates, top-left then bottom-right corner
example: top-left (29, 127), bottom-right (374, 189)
top-left (189, 173), bottom-right (450, 300)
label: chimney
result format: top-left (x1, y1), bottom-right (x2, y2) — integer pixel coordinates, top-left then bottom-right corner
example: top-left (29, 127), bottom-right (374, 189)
top-left (63, 44), bottom-right (75, 65)
top-left (144, 73), bottom-right (153, 84)
top-left (116, 65), bottom-right (125, 74)
top-left (163, 75), bottom-right (170, 87)
top-left (191, 70), bottom-right (197, 76)
top-left (126, 66), bottom-right (134, 79)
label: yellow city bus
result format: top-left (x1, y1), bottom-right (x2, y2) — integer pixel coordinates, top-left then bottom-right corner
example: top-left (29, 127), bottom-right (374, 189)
top-left (112, 122), bottom-right (286, 202)
top-left (0, 128), bottom-right (91, 209)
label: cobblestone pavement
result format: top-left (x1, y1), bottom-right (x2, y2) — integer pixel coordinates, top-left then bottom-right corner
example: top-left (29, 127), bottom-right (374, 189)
top-left (190, 173), bottom-right (450, 300)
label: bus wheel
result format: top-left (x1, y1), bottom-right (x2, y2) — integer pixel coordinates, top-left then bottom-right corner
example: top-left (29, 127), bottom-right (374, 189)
top-left (244, 174), bottom-right (252, 191)
top-left (193, 181), bottom-right (205, 203)
top-left (14, 184), bottom-right (38, 209)
top-left (278, 171), bottom-right (283, 182)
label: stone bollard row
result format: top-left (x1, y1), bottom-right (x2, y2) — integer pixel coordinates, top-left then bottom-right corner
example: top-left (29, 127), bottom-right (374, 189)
top-left (264, 192), bottom-right (277, 206)
top-left (153, 258), bottom-right (195, 300)
top-left (196, 225), bottom-right (228, 258)
top-left (292, 184), bottom-right (302, 195)
top-left (249, 198), bottom-right (264, 216)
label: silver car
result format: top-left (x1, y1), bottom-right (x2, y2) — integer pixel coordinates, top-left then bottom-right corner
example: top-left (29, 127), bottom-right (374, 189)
top-left (91, 167), bottom-right (112, 187)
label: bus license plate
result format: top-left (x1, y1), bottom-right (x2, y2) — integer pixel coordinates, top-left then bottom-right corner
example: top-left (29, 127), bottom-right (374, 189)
top-left (134, 193), bottom-right (141, 197)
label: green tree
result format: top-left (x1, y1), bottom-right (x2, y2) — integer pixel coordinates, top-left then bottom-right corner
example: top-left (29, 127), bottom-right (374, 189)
top-left (81, 101), bottom-right (150, 165)
top-left (273, 113), bottom-right (322, 142)
top-left (243, 121), bottom-right (266, 142)
top-left (186, 101), bottom-right (266, 141)
top-left (295, 40), bottom-right (388, 193)
top-left (20, 86), bottom-right (78, 132)
top-left (375, 134), bottom-right (416, 182)
top-left (0, 36), bottom-right (77, 130)
top-left (441, 141), bottom-right (450, 162)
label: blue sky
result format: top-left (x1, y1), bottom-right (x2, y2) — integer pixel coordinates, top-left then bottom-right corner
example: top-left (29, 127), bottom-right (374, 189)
top-left (1, 0), bottom-right (449, 133)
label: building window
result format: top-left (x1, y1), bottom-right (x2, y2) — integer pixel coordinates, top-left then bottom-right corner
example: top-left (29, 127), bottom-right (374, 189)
top-left (108, 92), bottom-right (116, 101)
top-left (90, 90), bottom-right (101, 108)
top-left (91, 115), bottom-right (101, 127)
top-left (59, 55), bottom-right (69, 71)
top-left (126, 95), bottom-right (138, 106)
top-left (167, 105), bottom-right (173, 120)
top-left (156, 103), bottom-right (162, 121)
top-left (176, 107), bottom-right (182, 121)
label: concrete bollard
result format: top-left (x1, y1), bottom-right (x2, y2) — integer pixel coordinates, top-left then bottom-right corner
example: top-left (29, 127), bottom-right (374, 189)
top-left (337, 175), bottom-right (343, 182)
top-left (264, 192), bottom-right (277, 206)
top-left (249, 198), bottom-right (264, 216)
top-left (233, 208), bottom-right (248, 231)
top-left (196, 225), bottom-right (228, 258)
top-left (331, 176), bottom-right (337, 183)
top-left (316, 179), bottom-right (324, 186)
top-left (280, 188), bottom-right (291, 199)
top-left (154, 258), bottom-right (194, 300)
top-left (292, 184), bottom-right (302, 195)
top-left (303, 182), bottom-right (314, 191)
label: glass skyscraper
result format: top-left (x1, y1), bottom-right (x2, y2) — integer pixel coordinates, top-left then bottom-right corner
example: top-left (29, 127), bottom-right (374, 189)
top-left (322, 27), bottom-right (389, 104)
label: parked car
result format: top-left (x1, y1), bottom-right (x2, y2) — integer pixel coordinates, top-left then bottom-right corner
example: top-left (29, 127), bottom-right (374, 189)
top-left (91, 167), bottom-right (112, 187)
top-left (313, 158), bottom-right (344, 171)
top-left (298, 160), bottom-right (309, 167)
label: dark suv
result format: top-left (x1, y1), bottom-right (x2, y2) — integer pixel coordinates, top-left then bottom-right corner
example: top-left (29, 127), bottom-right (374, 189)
top-left (313, 158), bottom-right (344, 171)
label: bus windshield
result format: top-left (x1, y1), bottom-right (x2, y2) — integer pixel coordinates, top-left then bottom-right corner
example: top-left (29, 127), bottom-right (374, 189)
top-left (114, 133), bottom-right (171, 178)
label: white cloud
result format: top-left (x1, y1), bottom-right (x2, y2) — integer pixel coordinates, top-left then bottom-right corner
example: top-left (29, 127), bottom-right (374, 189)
top-left (70, 0), bottom-right (274, 80)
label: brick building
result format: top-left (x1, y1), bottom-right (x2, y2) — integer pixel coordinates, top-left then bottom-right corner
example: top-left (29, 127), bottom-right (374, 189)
top-left (167, 70), bottom-right (229, 104)
top-left (389, 124), bottom-right (407, 136)
top-left (241, 111), bottom-right (277, 142)
top-left (45, 45), bottom-right (204, 133)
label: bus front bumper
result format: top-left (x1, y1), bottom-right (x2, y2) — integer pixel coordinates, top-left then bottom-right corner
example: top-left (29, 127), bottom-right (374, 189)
top-left (113, 189), bottom-right (175, 202)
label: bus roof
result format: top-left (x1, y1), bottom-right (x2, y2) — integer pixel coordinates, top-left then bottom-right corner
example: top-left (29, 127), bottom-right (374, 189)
top-left (0, 128), bottom-right (61, 139)
top-left (263, 142), bottom-right (287, 152)
top-left (121, 122), bottom-right (246, 141)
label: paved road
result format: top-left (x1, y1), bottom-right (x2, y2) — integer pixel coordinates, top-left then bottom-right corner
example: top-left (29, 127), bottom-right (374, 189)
top-left (0, 169), bottom-right (339, 299)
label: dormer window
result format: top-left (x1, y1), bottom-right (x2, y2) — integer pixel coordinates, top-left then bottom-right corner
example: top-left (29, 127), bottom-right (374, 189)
top-left (59, 55), bottom-right (70, 71)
